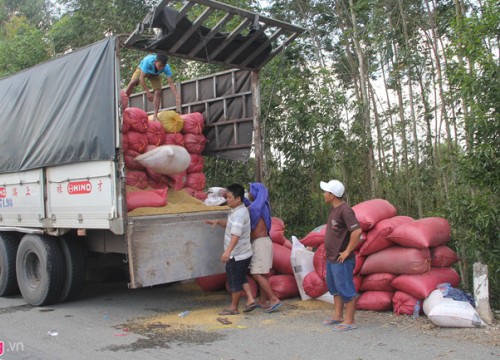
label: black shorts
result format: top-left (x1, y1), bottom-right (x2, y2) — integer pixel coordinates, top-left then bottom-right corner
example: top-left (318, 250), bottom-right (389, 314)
top-left (225, 257), bottom-right (251, 293)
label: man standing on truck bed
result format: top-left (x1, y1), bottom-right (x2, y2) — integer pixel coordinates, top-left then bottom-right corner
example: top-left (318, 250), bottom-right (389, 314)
top-left (124, 53), bottom-right (181, 121)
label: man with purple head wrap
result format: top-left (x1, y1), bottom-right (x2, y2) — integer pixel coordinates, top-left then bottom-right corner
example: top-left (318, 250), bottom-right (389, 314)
top-left (242, 182), bottom-right (282, 313)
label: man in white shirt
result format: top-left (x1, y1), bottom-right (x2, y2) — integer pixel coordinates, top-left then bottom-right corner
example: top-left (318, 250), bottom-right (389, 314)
top-left (205, 183), bottom-right (256, 315)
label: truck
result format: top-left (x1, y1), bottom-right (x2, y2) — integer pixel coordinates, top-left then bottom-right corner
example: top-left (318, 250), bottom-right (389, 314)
top-left (0, 0), bottom-right (304, 306)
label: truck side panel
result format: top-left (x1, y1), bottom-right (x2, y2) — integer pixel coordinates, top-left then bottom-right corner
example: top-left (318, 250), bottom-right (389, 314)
top-left (127, 211), bottom-right (228, 288)
top-left (0, 169), bottom-right (45, 227)
top-left (45, 161), bottom-right (123, 233)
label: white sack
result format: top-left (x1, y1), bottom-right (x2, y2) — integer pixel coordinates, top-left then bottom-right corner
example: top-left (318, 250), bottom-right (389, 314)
top-left (424, 289), bottom-right (485, 328)
top-left (290, 236), bottom-right (315, 300)
top-left (135, 145), bottom-right (190, 175)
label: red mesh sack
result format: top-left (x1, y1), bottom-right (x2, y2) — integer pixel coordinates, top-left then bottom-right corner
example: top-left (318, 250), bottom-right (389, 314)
top-left (359, 216), bottom-right (414, 256)
top-left (124, 150), bottom-right (145, 171)
top-left (353, 275), bottom-right (363, 292)
top-left (187, 154), bottom-right (204, 174)
top-left (353, 252), bottom-right (365, 275)
top-left (120, 89), bottom-right (129, 111)
top-left (390, 267), bottom-right (460, 299)
top-left (431, 245), bottom-right (459, 267)
top-left (387, 217), bottom-right (451, 249)
top-left (352, 199), bottom-right (397, 231)
top-left (269, 275), bottom-right (299, 300)
top-left (122, 133), bottom-right (129, 152)
top-left (313, 244), bottom-right (326, 278)
top-left (126, 171), bottom-right (148, 189)
top-left (183, 187), bottom-right (196, 197)
top-left (126, 188), bottom-right (168, 211)
top-left (183, 133), bottom-right (207, 154)
top-left (360, 273), bottom-right (397, 292)
top-left (300, 224), bottom-right (326, 247)
top-left (123, 107), bottom-right (148, 133)
top-left (127, 131), bottom-right (148, 153)
top-left (145, 167), bottom-right (163, 182)
top-left (148, 175), bottom-right (170, 189)
top-left (147, 120), bottom-right (166, 146)
top-left (185, 172), bottom-right (206, 192)
top-left (164, 132), bottom-right (185, 146)
top-left (196, 273), bottom-right (227, 292)
top-left (272, 217), bottom-right (285, 231)
top-left (166, 172), bottom-right (187, 191)
top-left (272, 243), bottom-right (293, 275)
top-left (181, 112), bottom-right (205, 135)
top-left (302, 271), bottom-right (328, 298)
top-left (360, 246), bottom-right (431, 275)
top-left (392, 291), bottom-right (420, 315)
top-left (356, 291), bottom-right (394, 311)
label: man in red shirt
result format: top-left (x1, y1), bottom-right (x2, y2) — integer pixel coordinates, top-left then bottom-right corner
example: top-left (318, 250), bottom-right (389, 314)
top-left (320, 179), bottom-right (362, 331)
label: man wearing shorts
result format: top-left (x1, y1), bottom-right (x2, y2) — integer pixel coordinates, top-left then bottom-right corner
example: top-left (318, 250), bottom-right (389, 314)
top-left (320, 179), bottom-right (362, 331)
top-left (244, 182), bottom-right (281, 313)
top-left (124, 53), bottom-right (180, 121)
top-left (205, 183), bottom-right (255, 315)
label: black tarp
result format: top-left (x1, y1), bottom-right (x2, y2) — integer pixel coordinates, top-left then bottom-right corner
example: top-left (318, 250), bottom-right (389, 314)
top-left (0, 37), bottom-right (117, 173)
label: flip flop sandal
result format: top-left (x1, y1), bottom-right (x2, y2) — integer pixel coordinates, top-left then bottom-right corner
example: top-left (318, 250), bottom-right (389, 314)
top-left (332, 324), bottom-right (358, 332)
top-left (243, 303), bottom-right (258, 313)
top-left (322, 319), bottom-right (342, 326)
top-left (218, 309), bottom-right (240, 315)
top-left (265, 302), bottom-right (283, 313)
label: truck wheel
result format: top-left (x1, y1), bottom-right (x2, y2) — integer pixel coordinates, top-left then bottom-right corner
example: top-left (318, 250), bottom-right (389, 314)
top-left (59, 236), bottom-right (87, 303)
top-left (16, 234), bottom-right (64, 306)
top-left (0, 233), bottom-right (20, 296)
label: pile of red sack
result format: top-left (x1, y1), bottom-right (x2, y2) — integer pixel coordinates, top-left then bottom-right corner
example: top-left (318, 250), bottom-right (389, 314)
top-left (299, 199), bottom-right (460, 315)
top-left (120, 101), bottom-right (209, 211)
top-left (196, 217), bottom-right (301, 300)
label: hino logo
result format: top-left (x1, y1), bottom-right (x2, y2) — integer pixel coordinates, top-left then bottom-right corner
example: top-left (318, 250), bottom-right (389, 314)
top-left (67, 181), bottom-right (92, 194)
top-left (0, 188), bottom-right (6, 198)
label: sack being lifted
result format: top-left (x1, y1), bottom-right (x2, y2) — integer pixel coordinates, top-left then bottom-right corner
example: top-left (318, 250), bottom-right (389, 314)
top-left (135, 145), bottom-right (190, 176)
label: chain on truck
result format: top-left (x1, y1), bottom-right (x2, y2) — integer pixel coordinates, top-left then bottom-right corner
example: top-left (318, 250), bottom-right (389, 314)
top-left (0, 0), bottom-right (304, 306)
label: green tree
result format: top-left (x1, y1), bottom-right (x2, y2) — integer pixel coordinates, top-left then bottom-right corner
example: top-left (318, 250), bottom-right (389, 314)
top-left (0, 15), bottom-right (50, 76)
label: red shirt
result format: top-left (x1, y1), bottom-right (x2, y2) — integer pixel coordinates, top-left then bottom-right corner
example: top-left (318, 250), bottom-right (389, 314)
top-left (324, 202), bottom-right (360, 262)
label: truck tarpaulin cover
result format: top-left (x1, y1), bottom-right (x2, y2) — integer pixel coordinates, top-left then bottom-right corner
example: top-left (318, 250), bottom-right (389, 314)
top-left (0, 37), bottom-right (117, 173)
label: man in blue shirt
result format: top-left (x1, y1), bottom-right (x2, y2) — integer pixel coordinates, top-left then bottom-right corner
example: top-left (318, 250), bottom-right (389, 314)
top-left (124, 53), bottom-right (180, 120)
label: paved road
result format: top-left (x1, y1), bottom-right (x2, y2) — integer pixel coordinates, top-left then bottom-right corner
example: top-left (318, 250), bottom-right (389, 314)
top-left (0, 279), bottom-right (498, 360)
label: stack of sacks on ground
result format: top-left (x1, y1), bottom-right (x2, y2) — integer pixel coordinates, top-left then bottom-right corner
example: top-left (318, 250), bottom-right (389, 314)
top-left (196, 216), bottom-right (300, 300)
top-left (122, 107), bottom-right (209, 211)
top-left (297, 199), bottom-right (460, 316)
top-left (355, 200), bottom-right (460, 315)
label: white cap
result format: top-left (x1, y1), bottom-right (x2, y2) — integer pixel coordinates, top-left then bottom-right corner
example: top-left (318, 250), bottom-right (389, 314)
top-left (320, 180), bottom-right (345, 197)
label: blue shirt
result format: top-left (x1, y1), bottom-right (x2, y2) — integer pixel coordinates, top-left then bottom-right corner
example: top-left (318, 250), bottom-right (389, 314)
top-left (139, 54), bottom-right (172, 77)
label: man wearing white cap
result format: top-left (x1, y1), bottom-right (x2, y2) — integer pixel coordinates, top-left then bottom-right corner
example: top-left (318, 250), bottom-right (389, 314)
top-left (319, 179), bottom-right (362, 331)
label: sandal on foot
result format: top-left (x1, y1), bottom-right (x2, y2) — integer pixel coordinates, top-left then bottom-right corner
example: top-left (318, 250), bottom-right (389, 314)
top-left (265, 302), bottom-right (283, 313)
top-left (243, 303), bottom-right (258, 313)
top-left (332, 324), bottom-right (357, 332)
top-left (322, 319), bottom-right (342, 326)
top-left (218, 309), bottom-right (239, 315)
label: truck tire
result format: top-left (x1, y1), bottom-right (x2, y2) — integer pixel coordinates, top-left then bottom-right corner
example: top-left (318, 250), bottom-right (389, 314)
top-left (59, 236), bottom-right (87, 303)
top-left (16, 234), bottom-right (64, 306)
top-left (0, 233), bottom-right (20, 296)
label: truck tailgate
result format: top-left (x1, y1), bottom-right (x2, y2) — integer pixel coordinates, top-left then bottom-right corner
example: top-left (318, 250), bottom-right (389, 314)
top-left (0, 169), bottom-right (45, 227)
top-left (127, 210), bottom-right (228, 288)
